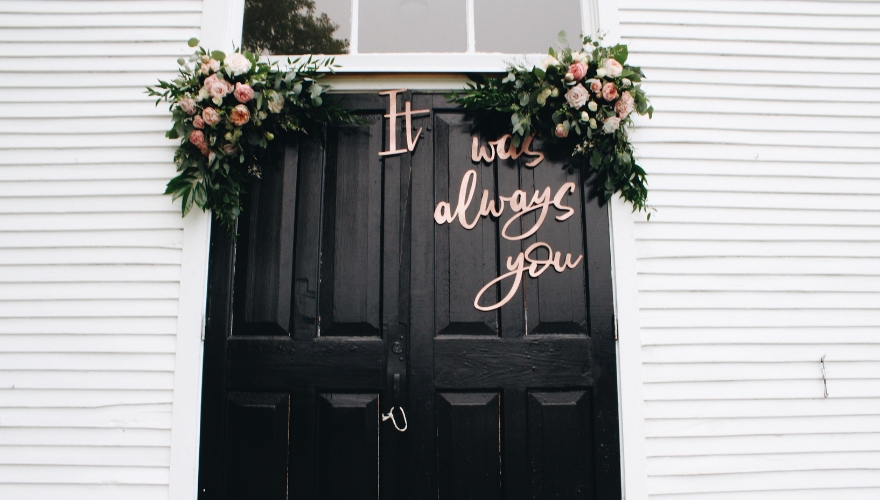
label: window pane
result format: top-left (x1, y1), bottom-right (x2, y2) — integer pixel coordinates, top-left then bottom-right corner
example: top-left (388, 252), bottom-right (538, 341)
top-left (242, 0), bottom-right (351, 55)
top-left (358, 0), bottom-right (467, 53)
top-left (474, 0), bottom-right (581, 53)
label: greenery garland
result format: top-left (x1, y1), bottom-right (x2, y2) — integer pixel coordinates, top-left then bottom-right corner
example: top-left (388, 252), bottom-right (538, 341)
top-left (448, 35), bottom-right (653, 214)
top-left (147, 38), bottom-right (356, 231)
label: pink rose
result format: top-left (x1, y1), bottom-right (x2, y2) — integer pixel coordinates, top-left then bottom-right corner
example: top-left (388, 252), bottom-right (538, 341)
top-left (199, 59), bottom-right (219, 75)
top-left (615, 91), bottom-right (635, 119)
top-left (565, 84), bottom-right (589, 109)
top-left (555, 123), bottom-right (568, 138)
top-left (229, 104), bottom-right (250, 126)
top-left (234, 82), bottom-right (254, 103)
top-left (569, 62), bottom-right (587, 81)
top-left (587, 79), bottom-right (602, 95)
top-left (197, 142), bottom-right (210, 156)
top-left (602, 82), bottom-right (619, 101)
top-left (604, 58), bottom-right (623, 78)
top-left (178, 98), bottom-right (196, 115)
top-left (204, 74), bottom-right (231, 99)
top-left (221, 143), bottom-right (237, 155)
top-left (201, 107), bottom-right (221, 126)
top-left (189, 130), bottom-right (205, 146)
top-left (192, 115), bottom-right (205, 129)
top-left (602, 116), bottom-right (621, 133)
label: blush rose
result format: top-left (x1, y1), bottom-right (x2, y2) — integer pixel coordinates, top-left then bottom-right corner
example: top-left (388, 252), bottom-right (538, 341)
top-left (555, 123), bottom-right (568, 138)
top-left (202, 107), bottom-right (221, 127)
top-left (569, 62), bottom-right (587, 81)
top-left (234, 82), bottom-right (254, 103)
top-left (565, 84), bottom-right (589, 109)
top-left (189, 130), bottom-right (205, 146)
top-left (192, 115), bottom-right (205, 129)
top-left (615, 91), bottom-right (635, 119)
top-left (230, 104), bottom-right (250, 126)
top-left (178, 98), bottom-right (196, 115)
top-left (602, 116), bottom-right (621, 133)
top-left (602, 82), bottom-right (619, 102)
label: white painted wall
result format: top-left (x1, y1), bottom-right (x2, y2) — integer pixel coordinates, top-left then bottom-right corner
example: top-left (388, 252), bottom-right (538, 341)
top-left (0, 1), bottom-right (206, 498)
top-left (618, 0), bottom-right (880, 498)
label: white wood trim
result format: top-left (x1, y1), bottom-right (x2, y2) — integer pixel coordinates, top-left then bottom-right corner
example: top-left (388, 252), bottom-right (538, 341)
top-left (466, 0), bottom-right (476, 53)
top-left (168, 1), bottom-right (243, 499)
top-left (168, 209), bottom-right (211, 500)
top-left (349, 0), bottom-right (360, 54)
top-left (610, 195), bottom-right (649, 500)
top-left (271, 53), bottom-right (542, 73)
top-left (599, 1), bottom-right (648, 498)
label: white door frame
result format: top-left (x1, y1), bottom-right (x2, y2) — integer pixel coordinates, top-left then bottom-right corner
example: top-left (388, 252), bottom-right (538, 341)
top-left (170, 1), bottom-right (647, 498)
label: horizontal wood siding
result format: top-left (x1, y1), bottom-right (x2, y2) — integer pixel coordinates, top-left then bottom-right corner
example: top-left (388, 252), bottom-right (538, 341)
top-left (0, 1), bottom-right (202, 498)
top-left (619, 0), bottom-right (880, 498)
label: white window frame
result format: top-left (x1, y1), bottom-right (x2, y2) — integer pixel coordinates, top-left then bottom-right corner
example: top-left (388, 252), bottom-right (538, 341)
top-left (171, 1), bottom-right (647, 499)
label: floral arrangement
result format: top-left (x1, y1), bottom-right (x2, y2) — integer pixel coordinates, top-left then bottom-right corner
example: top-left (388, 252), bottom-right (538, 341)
top-left (147, 38), bottom-right (355, 231)
top-left (448, 35), bottom-right (654, 213)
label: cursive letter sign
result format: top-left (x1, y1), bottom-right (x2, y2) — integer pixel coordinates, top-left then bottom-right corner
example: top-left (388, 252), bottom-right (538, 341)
top-left (434, 147), bottom-right (584, 312)
top-left (378, 89), bottom-right (431, 157)
top-left (473, 242), bottom-right (583, 311)
top-left (471, 134), bottom-right (544, 167)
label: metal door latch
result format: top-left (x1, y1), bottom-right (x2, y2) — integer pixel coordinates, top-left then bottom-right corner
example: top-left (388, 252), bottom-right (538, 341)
top-left (381, 406), bottom-right (408, 432)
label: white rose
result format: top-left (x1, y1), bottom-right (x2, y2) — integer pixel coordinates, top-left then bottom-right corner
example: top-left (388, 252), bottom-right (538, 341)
top-left (588, 101), bottom-right (598, 112)
top-left (589, 118), bottom-right (597, 129)
top-left (564, 83), bottom-right (589, 109)
top-left (539, 55), bottom-right (559, 71)
top-left (603, 116), bottom-right (621, 133)
top-left (603, 58), bottom-right (623, 78)
top-left (267, 92), bottom-right (284, 113)
top-left (596, 68), bottom-right (607, 78)
top-left (580, 111), bottom-right (590, 122)
top-left (572, 51), bottom-right (591, 63)
top-left (224, 53), bottom-right (252, 76)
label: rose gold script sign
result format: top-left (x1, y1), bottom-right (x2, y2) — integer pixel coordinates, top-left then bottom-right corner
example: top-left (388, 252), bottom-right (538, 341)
top-left (378, 89), bottom-right (430, 157)
top-left (434, 138), bottom-right (583, 312)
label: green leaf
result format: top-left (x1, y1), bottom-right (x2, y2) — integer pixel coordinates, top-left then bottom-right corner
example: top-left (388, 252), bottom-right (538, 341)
top-left (611, 44), bottom-right (628, 64)
top-left (187, 38), bottom-right (199, 48)
top-left (211, 50), bottom-right (226, 61)
top-left (557, 30), bottom-right (568, 45)
top-left (533, 67), bottom-right (546, 80)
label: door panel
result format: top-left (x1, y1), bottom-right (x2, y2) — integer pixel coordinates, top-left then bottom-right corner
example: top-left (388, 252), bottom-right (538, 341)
top-left (521, 152), bottom-right (589, 335)
top-left (433, 113), bottom-right (499, 336)
top-left (320, 123), bottom-right (384, 337)
top-left (317, 393), bottom-right (380, 499)
top-left (436, 392), bottom-right (502, 500)
top-left (528, 391), bottom-right (593, 499)
top-left (198, 93), bottom-right (620, 500)
top-left (224, 392), bottom-right (290, 500)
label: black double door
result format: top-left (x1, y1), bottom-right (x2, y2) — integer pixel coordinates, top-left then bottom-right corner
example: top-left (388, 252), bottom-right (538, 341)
top-left (197, 93), bottom-right (620, 500)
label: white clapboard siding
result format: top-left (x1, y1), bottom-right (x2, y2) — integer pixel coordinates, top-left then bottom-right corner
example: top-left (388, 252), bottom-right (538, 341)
top-left (620, 0), bottom-right (880, 497)
top-left (0, 1), bottom-right (201, 498)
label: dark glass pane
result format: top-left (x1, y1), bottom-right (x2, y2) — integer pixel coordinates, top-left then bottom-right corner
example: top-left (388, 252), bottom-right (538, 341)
top-left (242, 0), bottom-right (350, 55)
top-left (358, 0), bottom-right (467, 53)
top-left (475, 0), bottom-right (581, 53)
